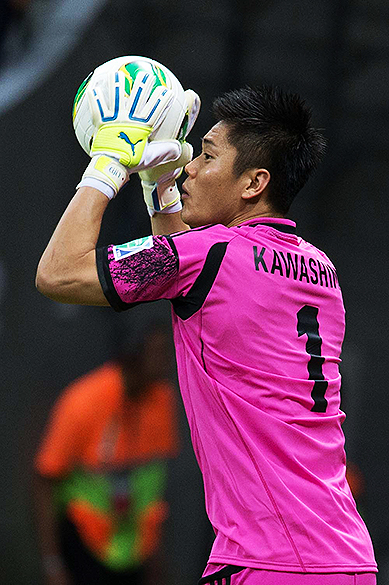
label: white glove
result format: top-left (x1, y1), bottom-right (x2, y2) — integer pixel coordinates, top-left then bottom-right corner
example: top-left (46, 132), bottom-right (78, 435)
top-left (77, 70), bottom-right (183, 199)
top-left (139, 88), bottom-right (201, 215)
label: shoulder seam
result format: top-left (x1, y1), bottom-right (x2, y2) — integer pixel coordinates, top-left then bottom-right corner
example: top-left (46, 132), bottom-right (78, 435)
top-left (172, 241), bottom-right (229, 320)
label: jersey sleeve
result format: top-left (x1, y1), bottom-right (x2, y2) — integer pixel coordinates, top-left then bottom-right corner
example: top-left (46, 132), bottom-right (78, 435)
top-left (96, 235), bottom-right (179, 311)
top-left (96, 228), bottom-right (231, 312)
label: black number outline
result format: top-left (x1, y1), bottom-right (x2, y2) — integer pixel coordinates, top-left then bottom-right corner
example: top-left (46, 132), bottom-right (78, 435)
top-left (297, 305), bottom-right (328, 413)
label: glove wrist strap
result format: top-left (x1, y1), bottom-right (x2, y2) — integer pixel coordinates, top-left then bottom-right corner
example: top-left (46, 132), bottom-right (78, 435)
top-left (142, 180), bottom-right (182, 215)
top-left (77, 177), bottom-right (116, 200)
top-left (77, 155), bottom-right (128, 199)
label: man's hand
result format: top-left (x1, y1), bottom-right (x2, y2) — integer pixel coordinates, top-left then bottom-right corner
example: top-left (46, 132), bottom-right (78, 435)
top-left (77, 70), bottom-right (184, 199)
top-left (139, 89), bottom-right (201, 215)
top-left (89, 69), bottom-right (176, 166)
top-left (140, 142), bottom-right (193, 214)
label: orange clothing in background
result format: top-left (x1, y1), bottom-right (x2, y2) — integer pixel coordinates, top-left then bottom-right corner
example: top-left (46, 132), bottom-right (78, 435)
top-left (35, 362), bottom-right (179, 570)
top-left (36, 361), bottom-right (178, 475)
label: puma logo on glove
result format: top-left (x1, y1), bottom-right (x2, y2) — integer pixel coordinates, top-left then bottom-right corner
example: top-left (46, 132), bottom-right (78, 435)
top-left (118, 132), bottom-right (142, 155)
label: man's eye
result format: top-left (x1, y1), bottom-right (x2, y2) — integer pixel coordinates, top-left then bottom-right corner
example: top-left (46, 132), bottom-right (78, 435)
top-left (203, 152), bottom-right (212, 160)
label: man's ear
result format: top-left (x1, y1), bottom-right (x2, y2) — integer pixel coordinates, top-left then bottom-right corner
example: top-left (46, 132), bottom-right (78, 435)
top-left (241, 168), bottom-right (271, 200)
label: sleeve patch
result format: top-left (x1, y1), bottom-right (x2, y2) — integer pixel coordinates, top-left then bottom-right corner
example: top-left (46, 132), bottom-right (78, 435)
top-left (108, 236), bottom-right (178, 306)
top-left (112, 236), bottom-right (154, 260)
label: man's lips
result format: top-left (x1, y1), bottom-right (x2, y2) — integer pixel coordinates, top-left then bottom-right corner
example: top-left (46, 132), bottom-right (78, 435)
top-left (181, 182), bottom-right (190, 199)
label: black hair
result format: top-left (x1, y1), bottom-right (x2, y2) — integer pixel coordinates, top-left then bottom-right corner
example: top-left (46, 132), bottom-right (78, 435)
top-left (212, 85), bottom-right (326, 214)
top-left (115, 319), bottom-right (170, 364)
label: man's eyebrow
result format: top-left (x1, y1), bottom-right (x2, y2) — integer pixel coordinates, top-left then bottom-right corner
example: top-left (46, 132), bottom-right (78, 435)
top-left (202, 137), bottom-right (217, 147)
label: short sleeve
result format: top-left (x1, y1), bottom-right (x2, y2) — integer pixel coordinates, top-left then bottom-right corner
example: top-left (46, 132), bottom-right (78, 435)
top-left (96, 227), bottom-right (233, 313)
top-left (96, 235), bottom-right (180, 311)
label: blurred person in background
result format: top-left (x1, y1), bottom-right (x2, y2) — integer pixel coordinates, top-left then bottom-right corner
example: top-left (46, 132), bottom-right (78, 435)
top-left (33, 324), bottom-right (179, 585)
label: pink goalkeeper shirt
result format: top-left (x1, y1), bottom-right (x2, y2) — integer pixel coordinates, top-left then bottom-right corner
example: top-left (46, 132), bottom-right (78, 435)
top-left (96, 217), bottom-right (377, 574)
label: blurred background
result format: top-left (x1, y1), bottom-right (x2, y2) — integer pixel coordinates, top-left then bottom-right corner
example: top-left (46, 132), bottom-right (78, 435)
top-left (0, 0), bottom-right (388, 583)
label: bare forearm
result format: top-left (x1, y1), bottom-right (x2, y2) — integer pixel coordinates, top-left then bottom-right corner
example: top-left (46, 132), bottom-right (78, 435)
top-left (36, 187), bottom-right (109, 305)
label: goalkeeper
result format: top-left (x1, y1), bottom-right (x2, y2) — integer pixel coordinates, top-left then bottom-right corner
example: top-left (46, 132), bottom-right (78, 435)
top-left (36, 69), bottom-right (377, 585)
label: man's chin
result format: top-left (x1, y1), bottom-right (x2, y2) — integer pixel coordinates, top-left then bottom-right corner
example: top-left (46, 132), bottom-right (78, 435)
top-left (181, 203), bottom-right (210, 228)
top-left (181, 208), bottom-right (197, 229)
top-left (182, 215), bottom-right (202, 229)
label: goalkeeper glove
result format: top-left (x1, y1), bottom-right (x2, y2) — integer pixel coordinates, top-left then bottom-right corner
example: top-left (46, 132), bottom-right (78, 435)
top-left (139, 89), bottom-right (201, 215)
top-left (77, 70), bottom-right (184, 199)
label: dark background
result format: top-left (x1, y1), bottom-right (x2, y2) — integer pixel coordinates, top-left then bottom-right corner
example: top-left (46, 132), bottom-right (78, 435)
top-left (0, 0), bottom-right (388, 583)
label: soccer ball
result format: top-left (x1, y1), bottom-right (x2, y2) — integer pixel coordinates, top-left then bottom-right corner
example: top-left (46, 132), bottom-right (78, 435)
top-left (72, 55), bottom-right (189, 155)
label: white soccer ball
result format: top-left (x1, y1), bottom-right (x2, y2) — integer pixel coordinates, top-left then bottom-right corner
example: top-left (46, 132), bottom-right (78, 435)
top-left (72, 55), bottom-right (188, 155)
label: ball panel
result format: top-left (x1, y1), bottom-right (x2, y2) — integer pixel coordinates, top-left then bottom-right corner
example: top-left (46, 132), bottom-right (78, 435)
top-left (119, 60), bottom-right (168, 96)
top-left (72, 71), bottom-right (93, 123)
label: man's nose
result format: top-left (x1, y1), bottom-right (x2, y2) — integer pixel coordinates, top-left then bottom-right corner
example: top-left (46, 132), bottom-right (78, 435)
top-left (185, 157), bottom-right (197, 176)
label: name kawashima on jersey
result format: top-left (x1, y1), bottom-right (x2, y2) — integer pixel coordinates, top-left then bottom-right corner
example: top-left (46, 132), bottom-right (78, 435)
top-left (253, 246), bottom-right (339, 289)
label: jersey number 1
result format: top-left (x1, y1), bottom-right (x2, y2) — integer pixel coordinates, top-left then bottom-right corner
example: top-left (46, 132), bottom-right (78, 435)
top-left (297, 305), bottom-right (328, 413)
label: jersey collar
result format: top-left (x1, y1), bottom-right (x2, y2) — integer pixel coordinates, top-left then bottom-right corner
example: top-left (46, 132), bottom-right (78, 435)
top-left (237, 217), bottom-right (296, 234)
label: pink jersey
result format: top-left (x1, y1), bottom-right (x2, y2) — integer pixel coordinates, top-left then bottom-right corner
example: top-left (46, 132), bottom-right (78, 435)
top-left (97, 217), bottom-right (377, 574)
